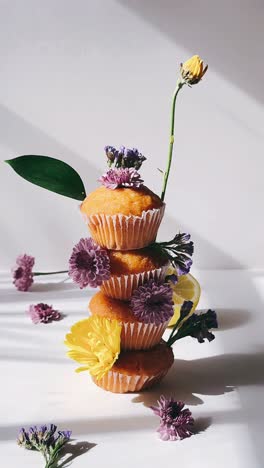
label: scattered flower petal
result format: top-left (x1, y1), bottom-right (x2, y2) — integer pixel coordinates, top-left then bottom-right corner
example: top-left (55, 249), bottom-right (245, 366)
top-left (68, 238), bottom-right (110, 288)
top-left (130, 280), bottom-right (174, 325)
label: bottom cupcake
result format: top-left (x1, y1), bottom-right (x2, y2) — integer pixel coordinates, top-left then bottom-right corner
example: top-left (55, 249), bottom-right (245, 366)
top-left (93, 341), bottom-right (174, 393)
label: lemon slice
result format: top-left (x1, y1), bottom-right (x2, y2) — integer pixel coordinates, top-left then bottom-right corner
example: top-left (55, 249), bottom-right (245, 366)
top-left (168, 273), bottom-right (201, 327)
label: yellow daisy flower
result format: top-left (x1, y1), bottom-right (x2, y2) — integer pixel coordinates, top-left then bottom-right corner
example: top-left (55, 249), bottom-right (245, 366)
top-left (65, 315), bottom-right (121, 380)
top-left (180, 55), bottom-right (208, 85)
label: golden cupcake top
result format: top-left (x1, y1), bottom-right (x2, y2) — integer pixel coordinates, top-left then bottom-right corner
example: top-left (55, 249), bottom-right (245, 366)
top-left (80, 185), bottom-right (163, 217)
top-left (89, 291), bottom-right (137, 323)
top-left (108, 247), bottom-right (168, 275)
top-left (112, 341), bottom-right (174, 376)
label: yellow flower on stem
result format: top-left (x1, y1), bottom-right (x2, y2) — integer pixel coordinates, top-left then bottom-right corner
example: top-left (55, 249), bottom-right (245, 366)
top-left (65, 315), bottom-right (121, 380)
top-left (160, 54), bottom-right (208, 201)
top-left (180, 55), bottom-right (208, 85)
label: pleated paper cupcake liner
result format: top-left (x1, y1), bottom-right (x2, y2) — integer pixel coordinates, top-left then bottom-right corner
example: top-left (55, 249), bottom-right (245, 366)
top-left (82, 205), bottom-right (165, 250)
top-left (100, 264), bottom-right (169, 300)
top-left (121, 320), bottom-right (169, 350)
top-left (92, 369), bottom-right (169, 393)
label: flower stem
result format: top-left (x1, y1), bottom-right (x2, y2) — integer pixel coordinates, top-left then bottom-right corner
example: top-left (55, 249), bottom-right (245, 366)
top-left (33, 270), bottom-right (68, 277)
top-left (161, 80), bottom-right (184, 202)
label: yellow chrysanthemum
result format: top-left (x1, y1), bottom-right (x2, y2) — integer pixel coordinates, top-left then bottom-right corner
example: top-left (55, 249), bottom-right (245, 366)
top-left (180, 55), bottom-right (208, 85)
top-left (64, 315), bottom-right (121, 380)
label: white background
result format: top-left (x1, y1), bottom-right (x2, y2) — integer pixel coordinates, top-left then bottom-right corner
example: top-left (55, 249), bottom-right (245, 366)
top-left (1, 3), bottom-right (264, 467)
top-left (0, 0), bottom-right (263, 271)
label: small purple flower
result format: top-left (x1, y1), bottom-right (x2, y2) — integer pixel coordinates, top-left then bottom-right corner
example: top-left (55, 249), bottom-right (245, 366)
top-left (166, 273), bottom-right (178, 284)
top-left (17, 428), bottom-right (32, 449)
top-left (98, 167), bottom-right (144, 190)
top-left (130, 280), bottom-right (174, 325)
top-left (28, 303), bottom-right (61, 324)
top-left (122, 147), bottom-right (146, 170)
top-left (58, 430), bottom-right (72, 440)
top-left (167, 306), bottom-right (218, 346)
top-left (151, 396), bottom-right (194, 441)
top-left (157, 233), bottom-right (194, 276)
top-left (69, 238), bottom-right (110, 288)
top-left (188, 309), bottom-right (218, 343)
top-left (17, 424), bottom-right (72, 466)
top-left (12, 254), bottom-right (35, 292)
top-left (104, 145), bottom-right (146, 169)
top-left (104, 145), bottom-right (119, 164)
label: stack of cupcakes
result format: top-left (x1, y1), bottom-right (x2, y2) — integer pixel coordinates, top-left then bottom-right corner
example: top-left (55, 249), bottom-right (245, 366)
top-left (78, 147), bottom-right (174, 393)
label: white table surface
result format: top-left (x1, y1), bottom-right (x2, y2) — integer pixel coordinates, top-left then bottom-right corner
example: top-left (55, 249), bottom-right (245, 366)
top-left (1, 269), bottom-right (264, 468)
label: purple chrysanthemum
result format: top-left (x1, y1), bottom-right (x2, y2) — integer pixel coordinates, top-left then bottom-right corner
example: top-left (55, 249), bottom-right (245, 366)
top-left (12, 254), bottom-right (35, 292)
top-left (28, 303), bottom-right (61, 324)
top-left (151, 395), bottom-right (194, 441)
top-left (98, 168), bottom-right (144, 189)
top-left (68, 238), bottom-right (110, 288)
top-left (130, 280), bottom-right (174, 325)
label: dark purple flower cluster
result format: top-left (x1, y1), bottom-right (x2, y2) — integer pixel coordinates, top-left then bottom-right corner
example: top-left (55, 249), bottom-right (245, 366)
top-left (12, 254), bottom-right (35, 292)
top-left (130, 280), bottom-right (174, 325)
top-left (105, 145), bottom-right (146, 170)
top-left (69, 237), bottom-right (110, 288)
top-left (98, 168), bottom-right (144, 190)
top-left (156, 233), bottom-right (194, 276)
top-left (17, 424), bottom-right (71, 466)
top-left (187, 309), bottom-right (218, 343)
top-left (151, 396), bottom-right (194, 441)
top-left (28, 303), bottom-right (61, 324)
top-left (167, 302), bottom-right (218, 346)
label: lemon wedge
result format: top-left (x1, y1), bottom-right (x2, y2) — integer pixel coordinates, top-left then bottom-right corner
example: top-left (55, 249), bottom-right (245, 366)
top-left (168, 273), bottom-right (201, 327)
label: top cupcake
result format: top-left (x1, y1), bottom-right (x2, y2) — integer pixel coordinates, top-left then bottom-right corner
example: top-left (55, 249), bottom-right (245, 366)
top-left (80, 146), bottom-right (165, 250)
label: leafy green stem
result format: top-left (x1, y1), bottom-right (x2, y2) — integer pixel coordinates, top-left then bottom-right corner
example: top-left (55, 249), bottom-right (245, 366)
top-left (161, 80), bottom-right (185, 201)
top-left (33, 270), bottom-right (68, 277)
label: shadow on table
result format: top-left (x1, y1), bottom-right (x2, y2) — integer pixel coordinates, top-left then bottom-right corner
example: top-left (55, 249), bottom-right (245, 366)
top-left (207, 307), bottom-right (253, 331)
top-left (0, 281), bottom-right (89, 304)
top-left (58, 440), bottom-right (97, 467)
top-left (132, 350), bottom-right (264, 407)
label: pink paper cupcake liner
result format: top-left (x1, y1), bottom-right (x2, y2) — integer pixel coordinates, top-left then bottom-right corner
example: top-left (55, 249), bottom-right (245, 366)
top-left (93, 369), bottom-right (169, 393)
top-left (100, 264), bottom-right (169, 300)
top-left (82, 205), bottom-right (165, 250)
top-left (121, 320), bottom-right (169, 350)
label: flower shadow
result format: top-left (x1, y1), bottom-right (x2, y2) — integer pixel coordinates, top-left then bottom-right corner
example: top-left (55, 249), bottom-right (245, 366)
top-left (216, 308), bottom-right (252, 331)
top-left (58, 440), bottom-right (97, 468)
top-left (132, 350), bottom-right (264, 408)
top-left (193, 416), bottom-right (212, 435)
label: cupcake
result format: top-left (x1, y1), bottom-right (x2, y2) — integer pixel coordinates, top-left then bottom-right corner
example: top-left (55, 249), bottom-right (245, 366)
top-left (93, 341), bottom-right (174, 393)
top-left (101, 247), bottom-right (169, 300)
top-left (80, 184), bottom-right (165, 250)
top-left (89, 290), bottom-right (172, 350)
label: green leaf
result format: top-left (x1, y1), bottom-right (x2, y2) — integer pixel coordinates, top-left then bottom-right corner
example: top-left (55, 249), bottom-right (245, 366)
top-left (5, 155), bottom-right (86, 201)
